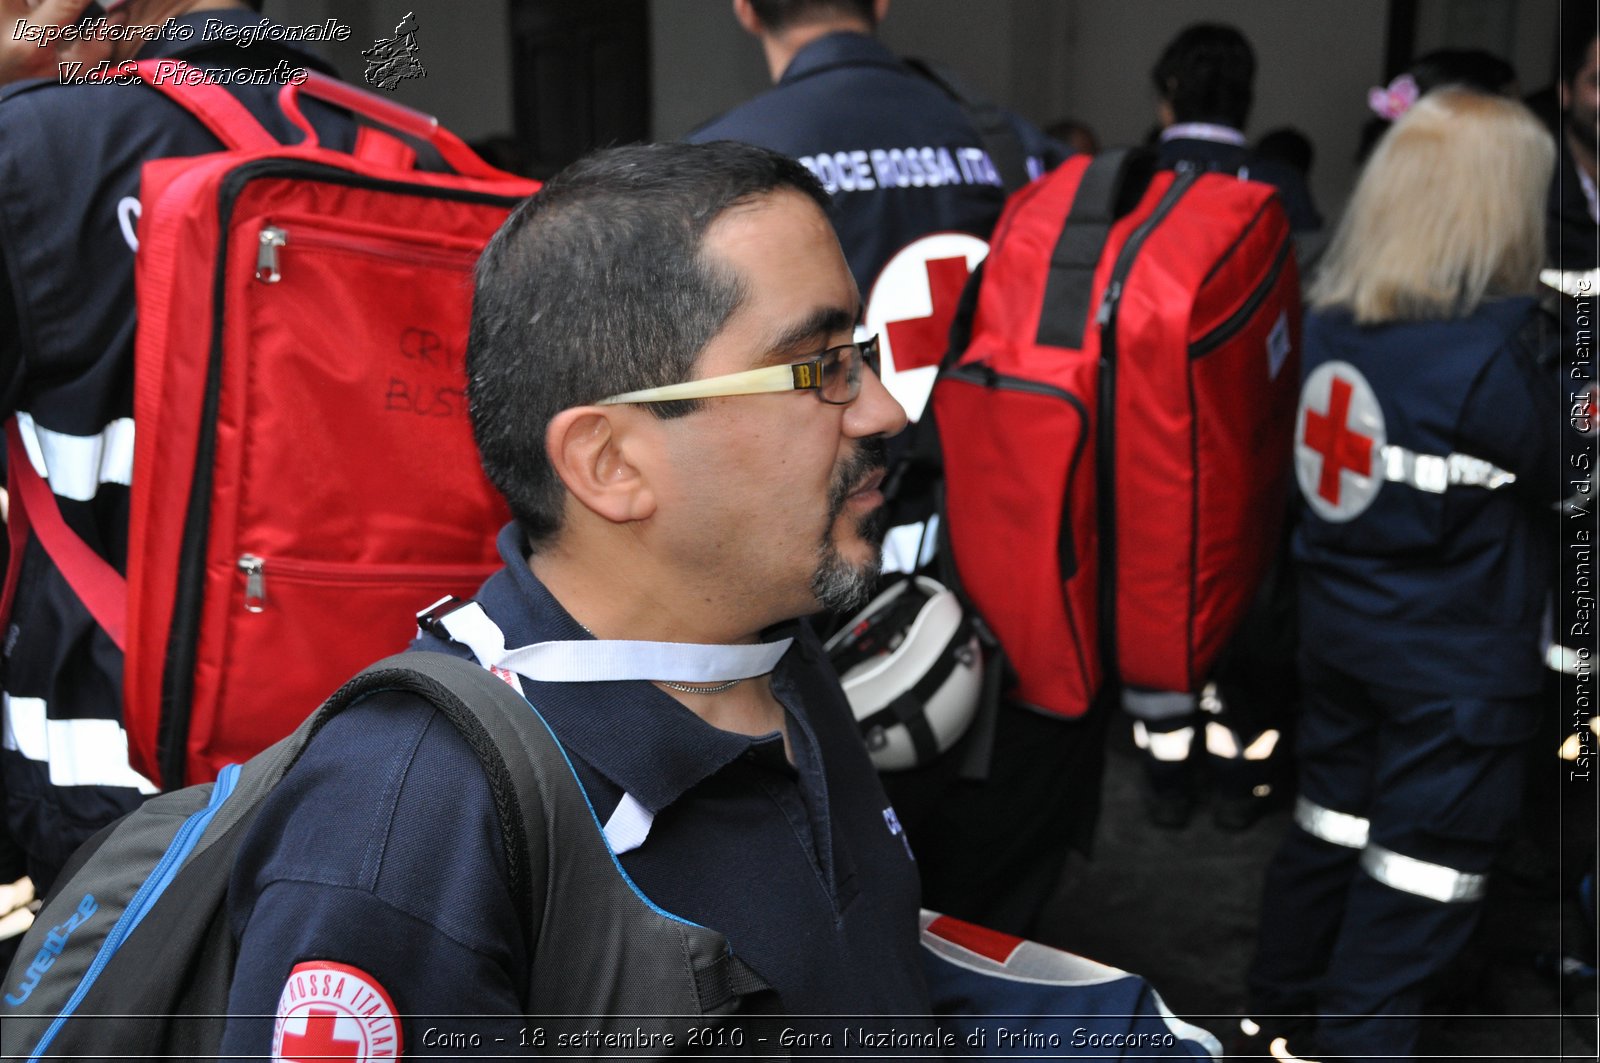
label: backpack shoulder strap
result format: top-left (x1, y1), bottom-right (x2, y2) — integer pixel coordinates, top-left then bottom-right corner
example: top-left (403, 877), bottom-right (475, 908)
top-left (125, 61), bottom-right (279, 151)
top-left (901, 56), bottom-right (1031, 194)
top-left (348, 652), bottom-right (778, 1021)
top-left (0, 654), bottom-right (555, 1061)
top-left (2, 652), bottom-right (776, 1061)
top-left (318, 653), bottom-right (552, 952)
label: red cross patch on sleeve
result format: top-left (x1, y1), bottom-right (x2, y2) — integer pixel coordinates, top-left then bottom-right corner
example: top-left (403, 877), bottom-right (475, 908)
top-left (272, 960), bottom-right (402, 1062)
top-left (1295, 360), bottom-right (1386, 522)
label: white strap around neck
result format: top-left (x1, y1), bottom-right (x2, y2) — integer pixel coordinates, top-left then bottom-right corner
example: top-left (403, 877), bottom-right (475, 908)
top-left (1161, 122), bottom-right (1247, 147)
top-left (429, 600), bottom-right (792, 685)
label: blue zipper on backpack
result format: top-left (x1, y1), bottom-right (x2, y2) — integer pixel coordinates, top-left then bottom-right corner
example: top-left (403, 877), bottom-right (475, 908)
top-left (27, 763), bottom-right (242, 1063)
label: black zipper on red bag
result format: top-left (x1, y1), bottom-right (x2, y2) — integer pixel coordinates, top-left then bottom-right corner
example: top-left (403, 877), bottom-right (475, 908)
top-left (1189, 232), bottom-right (1292, 358)
top-left (943, 363), bottom-right (1091, 573)
top-left (1091, 169), bottom-right (1196, 684)
top-left (942, 362), bottom-right (1094, 691)
top-left (156, 159), bottom-right (524, 788)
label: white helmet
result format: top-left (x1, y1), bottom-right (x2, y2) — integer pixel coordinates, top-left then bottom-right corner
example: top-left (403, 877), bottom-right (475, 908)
top-left (825, 576), bottom-right (984, 771)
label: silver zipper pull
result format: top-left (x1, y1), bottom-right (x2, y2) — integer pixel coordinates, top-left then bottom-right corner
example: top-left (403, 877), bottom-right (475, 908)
top-left (1096, 280), bottom-right (1123, 327)
top-left (255, 226), bottom-right (286, 283)
top-left (238, 555), bottom-right (266, 613)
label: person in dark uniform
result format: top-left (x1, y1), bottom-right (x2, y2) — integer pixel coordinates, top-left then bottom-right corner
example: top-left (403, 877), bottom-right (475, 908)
top-left (1236, 88), bottom-right (1564, 1062)
top-left (1150, 23), bottom-right (1322, 234)
top-left (219, 141), bottom-right (930, 1052)
top-left (688, 0), bottom-right (1086, 939)
top-left (0, 0), bottom-right (359, 917)
top-left (1128, 20), bottom-right (1319, 833)
top-left (687, 0), bottom-right (1067, 300)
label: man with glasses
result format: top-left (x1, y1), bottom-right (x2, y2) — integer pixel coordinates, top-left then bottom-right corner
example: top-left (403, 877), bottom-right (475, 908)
top-left (218, 141), bottom-right (929, 1051)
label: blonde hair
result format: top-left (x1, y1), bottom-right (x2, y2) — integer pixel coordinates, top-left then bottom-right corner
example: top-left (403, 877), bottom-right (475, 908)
top-left (1310, 87), bottom-right (1554, 323)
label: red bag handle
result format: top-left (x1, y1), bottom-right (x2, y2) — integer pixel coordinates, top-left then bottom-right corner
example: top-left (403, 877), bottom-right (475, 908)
top-left (125, 61), bottom-right (504, 179)
top-left (277, 69), bottom-right (506, 179)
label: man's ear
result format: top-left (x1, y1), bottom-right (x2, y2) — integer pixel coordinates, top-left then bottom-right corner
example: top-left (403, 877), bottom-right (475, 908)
top-left (733, 0), bottom-right (762, 37)
top-left (544, 406), bottom-right (656, 526)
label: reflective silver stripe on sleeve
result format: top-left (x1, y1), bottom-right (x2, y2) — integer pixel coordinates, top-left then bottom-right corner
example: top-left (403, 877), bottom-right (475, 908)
top-left (1294, 796), bottom-right (1370, 849)
top-left (1540, 267), bottom-right (1600, 299)
top-left (2, 693), bottom-right (160, 793)
top-left (1379, 445), bottom-right (1516, 494)
top-left (1361, 843), bottom-right (1487, 903)
top-left (15, 412), bottom-right (137, 503)
top-left (1547, 644), bottom-right (1586, 676)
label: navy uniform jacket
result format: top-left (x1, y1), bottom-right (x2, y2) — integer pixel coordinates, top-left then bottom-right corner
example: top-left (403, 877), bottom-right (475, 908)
top-left (1293, 298), bottom-right (1565, 698)
top-left (1158, 133), bottom-right (1323, 232)
top-left (220, 523), bottom-right (931, 1055)
top-left (0, 14), bottom-right (362, 889)
top-left (687, 32), bottom-right (1068, 293)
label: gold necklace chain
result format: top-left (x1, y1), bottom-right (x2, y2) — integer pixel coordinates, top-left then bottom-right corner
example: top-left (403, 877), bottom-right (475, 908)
top-left (574, 619), bottom-right (745, 694)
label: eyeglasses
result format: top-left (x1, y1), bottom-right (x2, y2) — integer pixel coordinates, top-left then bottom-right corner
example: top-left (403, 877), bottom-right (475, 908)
top-left (595, 336), bottom-right (880, 407)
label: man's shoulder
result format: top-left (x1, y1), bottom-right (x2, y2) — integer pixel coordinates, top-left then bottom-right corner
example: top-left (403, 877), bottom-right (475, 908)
top-left (267, 683), bottom-right (495, 827)
top-left (232, 680), bottom-right (512, 919)
top-left (687, 45), bottom-right (958, 148)
top-left (0, 76), bottom-right (164, 137)
top-left (686, 73), bottom-right (892, 147)
top-left (0, 62), bottom-right (297, 164)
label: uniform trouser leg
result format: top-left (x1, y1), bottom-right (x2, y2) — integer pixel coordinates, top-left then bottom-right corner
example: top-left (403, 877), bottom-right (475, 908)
top-left (1248, 820), bottom-right (1365, 1017)
top-left (1313, 685), bottom-right (1534, 1062)
top-left (1247, 662), bottom-right (1377, 1018)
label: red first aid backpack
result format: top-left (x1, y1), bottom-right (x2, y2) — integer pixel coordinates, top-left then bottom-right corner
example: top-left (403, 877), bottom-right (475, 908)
top-left (3, 61), bottom-right (536, 788)
top-left (931, 150), bottom-right (1301, 717)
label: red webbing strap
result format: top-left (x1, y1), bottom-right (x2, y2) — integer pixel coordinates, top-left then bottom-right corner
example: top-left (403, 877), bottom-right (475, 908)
top-left (353, 126), bottom-right (418, 170)
top-left (126, 60), bottom-right (278, 152)
top-left (1, 438), bottom-right (30, 628)
top-left (2, 419), bottom-right (129, 651)
top-left (282, 70), bottom-right (507, 178)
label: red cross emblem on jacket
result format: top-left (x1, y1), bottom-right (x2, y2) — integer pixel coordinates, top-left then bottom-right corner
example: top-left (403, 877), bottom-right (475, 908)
top-left (865, 231), bottom-right (991, 421)
top-left (1295, 360), bottom-right (1386, 522)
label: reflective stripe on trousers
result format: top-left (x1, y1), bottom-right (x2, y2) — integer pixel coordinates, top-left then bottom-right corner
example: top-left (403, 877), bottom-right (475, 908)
top-left (1294, 796), bottom-right (1486, 903)
top-left (1360, 843), bottom-right (1486, 903)
top-left (1295, 795), bottom-right (1369, 849)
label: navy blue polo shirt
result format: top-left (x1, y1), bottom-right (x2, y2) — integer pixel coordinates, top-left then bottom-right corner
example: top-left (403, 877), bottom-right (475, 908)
top-left (221, 524), bottom-right (931, 1055)
top-left (687, 32), bottom-right (1068, 292)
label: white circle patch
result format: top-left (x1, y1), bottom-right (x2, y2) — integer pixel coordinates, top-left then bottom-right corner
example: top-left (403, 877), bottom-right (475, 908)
top-left (116, 196), bottom-right (142, 252)
top-left (1295, 360), bottom-right (1386, 523)
top-left (272, 960), bottom-right (402, 1061)
top-left (864, 231), bottom-right (990, 421)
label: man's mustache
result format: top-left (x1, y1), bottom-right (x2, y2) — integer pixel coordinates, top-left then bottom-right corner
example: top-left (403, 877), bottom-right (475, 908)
top-left (828, 437), bottom-right (889, 515)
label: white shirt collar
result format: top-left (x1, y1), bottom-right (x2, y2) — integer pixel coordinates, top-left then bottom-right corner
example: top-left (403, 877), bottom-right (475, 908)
top-left (1161, 122), bottom-right (1248, 147)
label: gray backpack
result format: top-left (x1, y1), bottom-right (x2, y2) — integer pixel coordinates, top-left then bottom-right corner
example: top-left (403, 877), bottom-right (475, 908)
top-left (2, 652), bottom-right (774, 1059)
